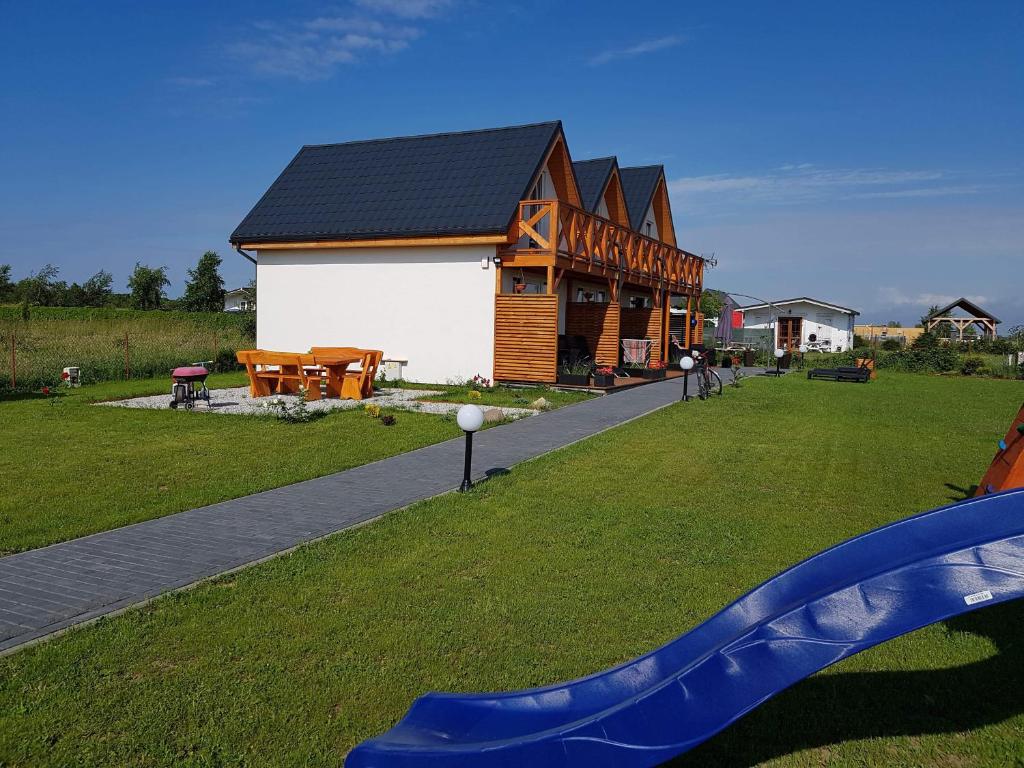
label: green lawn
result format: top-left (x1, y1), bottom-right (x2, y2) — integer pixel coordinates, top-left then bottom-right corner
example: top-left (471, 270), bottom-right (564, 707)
top-left (2, 373), bottom-right (1023, 766)
top-left (0, 372), bottom-right (463, 553)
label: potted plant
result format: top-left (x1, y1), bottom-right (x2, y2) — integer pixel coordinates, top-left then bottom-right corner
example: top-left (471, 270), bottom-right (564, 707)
top-left (593, 366), bottom-right (616, 387)
top-left (742, 348), bottom-right (755, 367)
top-left (557, 359), bottom-right (592, 386)
top-left (720, 353), bottom-right (733, 367)
top-left (641, 360), bottom-right (668, 379)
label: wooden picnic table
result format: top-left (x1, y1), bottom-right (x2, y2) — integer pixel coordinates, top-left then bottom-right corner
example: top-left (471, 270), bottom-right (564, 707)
top-left (302, 353), bottom-right (364, 400)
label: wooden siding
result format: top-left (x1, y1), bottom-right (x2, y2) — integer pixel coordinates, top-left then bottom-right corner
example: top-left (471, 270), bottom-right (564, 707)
top-left (621, 307), bottom-right (664, 362)
top-left (494, 295), bottom-right (559, 383)
top-left (565, 302), bottom-right (621, 366)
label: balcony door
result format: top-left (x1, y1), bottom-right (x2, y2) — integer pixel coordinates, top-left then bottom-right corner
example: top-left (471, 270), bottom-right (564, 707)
top-left (777, 316), bottom-right (802, 350)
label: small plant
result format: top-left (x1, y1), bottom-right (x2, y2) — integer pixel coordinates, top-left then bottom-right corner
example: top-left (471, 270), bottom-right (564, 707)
top-left (380, 414), bottom-right (397, 426)
top-left (649, 360), bottom-right (667, 370)
top-left (262, 388), bottom-right (322, 423)
top-left (364, 403), bottom-right (382, 418)
top-left (558, 359), bottom-right (592, 376)
top-left (468, 389), bottom-right (482, 400)
top-left (468, 374), bottom-right (491, 391)
top-left (596, 366), bottom-right (614, 376)
top-left (730, 365), bottom-right (744, 387)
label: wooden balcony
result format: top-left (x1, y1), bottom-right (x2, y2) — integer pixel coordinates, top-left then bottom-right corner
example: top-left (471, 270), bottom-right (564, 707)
top-left (498, 200), bottom-right (703, 295)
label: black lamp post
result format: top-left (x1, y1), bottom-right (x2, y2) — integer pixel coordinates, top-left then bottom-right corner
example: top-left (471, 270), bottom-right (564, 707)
top-left (456, 404), bottom-right (484, 492)
top-left (680, 355), bottom-right (694, 401)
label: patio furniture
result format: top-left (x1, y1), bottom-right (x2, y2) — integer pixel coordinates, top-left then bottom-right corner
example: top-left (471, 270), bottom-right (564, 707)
top-left (621, 338), bottom-right (653, 368)
top-left (310, 347), bottom-right (383, 400)
top-left (237, 351), bottom-right (310, 396)
top-left (807, 366), bottom-right (871, 383)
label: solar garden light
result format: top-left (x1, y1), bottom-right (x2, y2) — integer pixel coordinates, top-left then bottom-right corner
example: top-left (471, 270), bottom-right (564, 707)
top-left (456, 404), bottom-right (484, 492)
top-left (680, 355), bottom-right (695, 401)
top-left (773, 347), bottom-right (785, 377)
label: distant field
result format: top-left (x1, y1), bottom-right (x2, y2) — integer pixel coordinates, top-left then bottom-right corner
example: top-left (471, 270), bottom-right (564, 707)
top-left (0, 306), bottom-right (253, 391)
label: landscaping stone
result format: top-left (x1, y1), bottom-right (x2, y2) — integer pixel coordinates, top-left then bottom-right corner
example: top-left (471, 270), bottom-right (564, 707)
top-left (529, 397), bottom-right (551, 410)
top-left (482, 407), bottom-right (504, 423)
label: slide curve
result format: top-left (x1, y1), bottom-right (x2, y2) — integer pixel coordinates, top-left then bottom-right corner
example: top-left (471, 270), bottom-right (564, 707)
top-left (347, 488), bottom-right (1024, 768)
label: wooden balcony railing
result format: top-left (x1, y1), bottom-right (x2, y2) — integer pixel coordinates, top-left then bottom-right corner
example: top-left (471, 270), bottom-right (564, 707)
top-left (499, 200), bottom-right (703, 294)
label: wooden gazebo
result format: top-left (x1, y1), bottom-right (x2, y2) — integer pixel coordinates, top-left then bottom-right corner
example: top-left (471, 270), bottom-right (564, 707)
top-left (925, 298), bottom-right (1000, 340)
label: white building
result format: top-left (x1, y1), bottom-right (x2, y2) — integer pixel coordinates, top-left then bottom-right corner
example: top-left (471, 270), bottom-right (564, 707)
top-left (739, 297), bottom-right (859, 352)
top-left (223, 287), bottom-right (253, 312)
top-left (228, 121), bottom-right (704, 384)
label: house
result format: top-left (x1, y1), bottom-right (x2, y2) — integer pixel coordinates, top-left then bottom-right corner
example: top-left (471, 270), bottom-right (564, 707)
top-left (925, 298), bottom-right (1000, 340)
top-left (229, 121), bottom-right (704, 384)
top-left (223, 287), bottom-right (254, 312)
top-left (738, 297), bottom-right (859, 352)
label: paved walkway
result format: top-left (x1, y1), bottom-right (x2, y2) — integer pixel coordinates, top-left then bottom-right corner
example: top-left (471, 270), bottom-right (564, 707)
top-left (0, 370), bottom-right (742, 654)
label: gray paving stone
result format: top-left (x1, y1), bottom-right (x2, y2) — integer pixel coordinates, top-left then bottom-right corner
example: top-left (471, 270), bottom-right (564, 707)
top-left (0, 372), bottom-right (735, 652)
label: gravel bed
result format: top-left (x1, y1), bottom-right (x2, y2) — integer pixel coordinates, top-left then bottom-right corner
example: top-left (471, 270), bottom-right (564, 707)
top-left (96, 386), bottom-right (538, 420)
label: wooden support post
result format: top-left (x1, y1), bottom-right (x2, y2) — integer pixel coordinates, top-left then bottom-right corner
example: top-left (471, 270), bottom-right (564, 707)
top-left (661, 291), bottom-right (670, 363)
top-left (495, 263), bottom-right (502, 295)
top-left (546, 265), bottom-right (555, 294)
top-left (684, 297), bottom-right (692, 348)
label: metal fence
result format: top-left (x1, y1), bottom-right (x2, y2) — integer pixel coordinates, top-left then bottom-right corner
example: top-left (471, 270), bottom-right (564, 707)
top-left (1, 323), bottom-right (249, 392)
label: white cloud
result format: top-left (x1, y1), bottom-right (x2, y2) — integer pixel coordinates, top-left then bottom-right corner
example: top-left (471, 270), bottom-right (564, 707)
top-left (668, 165), bottom-right (982, 210)
top-left (353, 0), bottom-right (453, 18)
top-left (227, 15), bottom-right (425, 80)
top-left (877, 288), bottom-right (993, 308)
top-left (589, 35), bottom-right (684, 66)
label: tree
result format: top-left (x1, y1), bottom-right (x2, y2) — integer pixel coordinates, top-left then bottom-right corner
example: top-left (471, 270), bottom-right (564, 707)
top-left (0, 265), bottom-right (14, 303)
top-left (128, 263), bottom-right (170, 310)
top-left (80, 270), bottom-right (114, 307)
top-left (698, 290), bottom-right (724, 320)
top-left (919, 304), bottom-right (940, 330)
top-left (18, 264), bottom-right (62, 306)
top-left (886, 320), bottom-right (900, 328)
top-left (181, 251), bottom-right (226, 312)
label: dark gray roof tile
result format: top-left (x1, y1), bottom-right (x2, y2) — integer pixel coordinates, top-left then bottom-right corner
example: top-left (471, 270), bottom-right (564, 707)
top-left (231, 121), bottom-right (560, 243)
top-left (620, 165), bottom-right (664, 231)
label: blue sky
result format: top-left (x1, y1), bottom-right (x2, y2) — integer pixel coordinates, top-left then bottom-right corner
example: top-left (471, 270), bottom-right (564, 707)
top-left (1, 0), bottom-right (1021, 326)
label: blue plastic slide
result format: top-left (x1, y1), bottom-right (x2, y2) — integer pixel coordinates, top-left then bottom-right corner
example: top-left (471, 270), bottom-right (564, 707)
top-left (346, 488), bottom-right (1024, 768)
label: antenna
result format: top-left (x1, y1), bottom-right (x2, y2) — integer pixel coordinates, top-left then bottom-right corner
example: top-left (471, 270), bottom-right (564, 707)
top-left (702, 251), bottom-right (718, 269)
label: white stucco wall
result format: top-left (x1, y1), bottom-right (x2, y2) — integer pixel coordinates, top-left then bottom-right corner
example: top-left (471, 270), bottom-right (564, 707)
top-left (741, 301), bottom-right (856, 351)
top-left (641, 202), bottom-right (659, 241)
top-left (256, 245), bottom-right (497, 384)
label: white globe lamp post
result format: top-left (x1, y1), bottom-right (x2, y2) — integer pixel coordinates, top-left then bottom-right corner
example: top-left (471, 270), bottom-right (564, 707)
top-left (456, 404), bottom-right (484, 492)
top-left (680, 355), bottom-right (695, 401)
top-left (773, 347), bottom-right (785, 377)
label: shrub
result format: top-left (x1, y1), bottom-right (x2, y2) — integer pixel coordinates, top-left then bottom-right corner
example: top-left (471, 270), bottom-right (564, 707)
top-left (880, 338), bottom-right (901, 351)
top-left (960, 356), bottom-right (986, 376)
top-left (911, 331), bottom-right (939, 350)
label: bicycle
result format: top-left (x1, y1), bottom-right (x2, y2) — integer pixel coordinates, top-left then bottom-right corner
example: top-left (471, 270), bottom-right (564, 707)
top-left (692, 351), bottom-right (723, 400)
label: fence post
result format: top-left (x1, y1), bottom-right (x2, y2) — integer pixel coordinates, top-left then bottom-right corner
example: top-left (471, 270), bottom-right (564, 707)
top-left (124, 332), bottom-right (130, 380)
top-left (9, 329), bottom-right (14, 390)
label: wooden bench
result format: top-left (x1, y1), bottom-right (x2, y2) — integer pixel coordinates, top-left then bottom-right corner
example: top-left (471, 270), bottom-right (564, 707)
top-left (237, 350), bottom-right (311, 397)
top-left (807, 365), bottom-right (871, 383)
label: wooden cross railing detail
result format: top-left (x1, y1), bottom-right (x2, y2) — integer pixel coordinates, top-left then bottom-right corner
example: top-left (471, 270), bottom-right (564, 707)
top-left (501, 200), bottom-right (703, 294)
